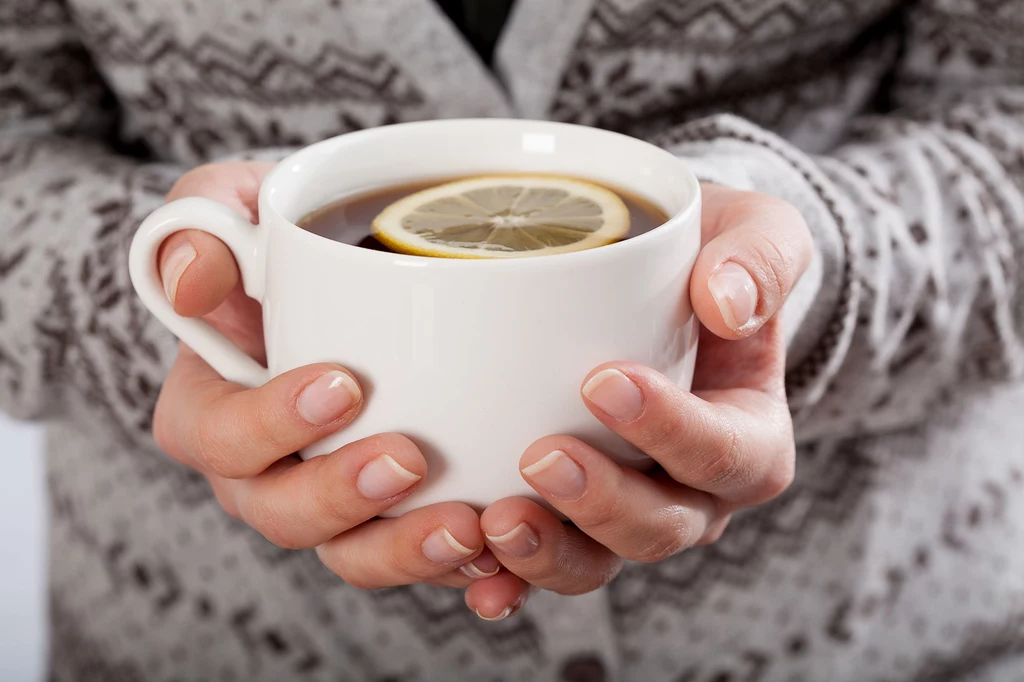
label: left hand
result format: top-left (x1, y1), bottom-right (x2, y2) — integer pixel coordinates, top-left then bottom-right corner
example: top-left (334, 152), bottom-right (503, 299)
top-left (463, 183), bottom-right (814, 619)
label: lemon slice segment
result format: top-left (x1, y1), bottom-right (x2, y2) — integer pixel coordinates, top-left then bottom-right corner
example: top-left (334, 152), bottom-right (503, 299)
top-left (371, 175), bottom-right (630, 258)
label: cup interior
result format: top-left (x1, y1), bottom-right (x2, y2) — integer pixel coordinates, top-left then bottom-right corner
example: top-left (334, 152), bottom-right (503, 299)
top-left (262, 119), bottom-right (699, 249)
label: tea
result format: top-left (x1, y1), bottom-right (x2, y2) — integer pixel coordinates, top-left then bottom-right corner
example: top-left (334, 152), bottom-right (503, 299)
top-left (297, 176), bottom-right (668, 256)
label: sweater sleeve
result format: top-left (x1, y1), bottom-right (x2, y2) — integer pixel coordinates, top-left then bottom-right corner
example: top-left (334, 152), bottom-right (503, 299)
top-left (0, 2), bottom-right (303, 450)
top-left (664, 0), bottom-right (1024, 443)
top-left (0, 0), bottom-right (186, 452)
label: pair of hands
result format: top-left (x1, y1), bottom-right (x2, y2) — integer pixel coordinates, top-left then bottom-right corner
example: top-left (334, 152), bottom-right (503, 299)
top-left (153, 162), bottom-right (812, 619)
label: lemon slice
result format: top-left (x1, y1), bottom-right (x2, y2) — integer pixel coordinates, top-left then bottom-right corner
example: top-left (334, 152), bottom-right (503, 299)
top-left (371, 175), bottom-right (630, 258)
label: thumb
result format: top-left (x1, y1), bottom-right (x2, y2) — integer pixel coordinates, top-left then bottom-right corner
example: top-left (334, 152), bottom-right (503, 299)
top-left (158, 161), bottom-right (274, 318)
top-left (689, 186), bottom-right (813, 340)
top-left (158, 228), bottom-right (240, 318)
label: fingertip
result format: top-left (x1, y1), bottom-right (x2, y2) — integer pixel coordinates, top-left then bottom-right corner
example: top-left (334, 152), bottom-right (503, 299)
top-left (270, 360), bottom-right (362, 413)
top-left (334, 433), bottom-right (426, 503)
top-left (458, 548), bottom-right (502, 580)
top-left (479, 498), bottom-right (510, 531)
top-left (692, 192), bottom-right (814, 340)
top-left (158, 229), bottom-right (240, 317)
top-left (480, 496), bottom-right (549, 539)
top-left (520, 434), bottom-right (576, 470)
top-left (360, 432), bottom-right (429, 480)
top-left (419, 501), bottom-right (485, 553)
top-left (272, 363), bottom-right (365, 427)
top-left (690, 255), bottom-right (761, 340)
top-left (465, 573), bottom-right (530, 621)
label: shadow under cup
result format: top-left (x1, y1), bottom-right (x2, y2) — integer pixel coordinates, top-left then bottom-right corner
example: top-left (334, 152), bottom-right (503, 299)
top-left (157, 119), bottom-right (702, 516)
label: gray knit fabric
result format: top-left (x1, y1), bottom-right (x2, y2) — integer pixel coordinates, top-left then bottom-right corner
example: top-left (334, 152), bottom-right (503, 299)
top-left (1, 0), bottom-right (1023, 680)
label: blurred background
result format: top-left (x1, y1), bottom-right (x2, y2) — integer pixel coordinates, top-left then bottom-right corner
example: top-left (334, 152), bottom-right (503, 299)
top-left (0, 415), bottom-right (47, 682)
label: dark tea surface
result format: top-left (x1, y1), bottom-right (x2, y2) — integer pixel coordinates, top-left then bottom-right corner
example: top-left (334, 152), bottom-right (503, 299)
top-left (298, 176), bottom-right (669, 255)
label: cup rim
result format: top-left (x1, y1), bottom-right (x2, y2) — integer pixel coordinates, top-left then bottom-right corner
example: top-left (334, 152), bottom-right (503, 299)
top-left (260, 118), bottom-right (701, 269)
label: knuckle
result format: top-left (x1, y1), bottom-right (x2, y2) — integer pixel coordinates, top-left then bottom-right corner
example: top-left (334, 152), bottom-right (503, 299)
top-left (151, 406), bottom-right (177, 457)
top-left (243, 493), bottom-right (303, 550)
top-left (546, 547), bottom-right (623, 596)
top-left (192, 419), bottom-right (246, 479)
top-left (167, 163), bottom-right (231, 200)
top-left (767, 194), bottom-right (804, 225)
top-left (152, 378), bottom-right (191, 463)
top-left (575, 486), bottom-right (630, 531)
top-left (248, 398), bottom-right (292, 460)
top-left (307, 459), bottom-right (356, 528)
top-left (749, 230), bottom-right (791, 304)
top-left (760, 445), bottom-right (796, 501)
top-left (747, 194), bottom-right (812, 293)
top-left (644, 418), bottom-right (684, 458)
top-left (341, 574), bottom-right (381, 591)
top-left (628, 537), bottom-right (684, 564)
top-left (788, 208), bottom-right (814, 263)
top-left (631, 403), bottom-right (687, 461)
top-left (586, 558), bottom-right (625, 592)
top-left (315, 546), bottom-right (386, 590)
top-left (699, 420), bottom-right (746, 489)
top-left (626, 514), bottom-right (694, 563)
top-left (555, 585), bottom-right (594, 596)
top-left (326, 561), bottom-right (374, 589)
top-left (752, 192), bottom-right (803, 230)
top-left (207, 478), bottom-right (242, 520)
top-left (555, 570), bottom-right (616, 596)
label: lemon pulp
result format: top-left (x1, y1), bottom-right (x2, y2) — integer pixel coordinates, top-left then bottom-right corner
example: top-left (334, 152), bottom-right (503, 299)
top-left (371, 175), bottom-right (630, 258)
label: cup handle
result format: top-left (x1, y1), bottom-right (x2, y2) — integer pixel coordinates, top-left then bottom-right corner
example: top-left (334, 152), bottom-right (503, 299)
top-left (128, 197), bottom-right (270, 388)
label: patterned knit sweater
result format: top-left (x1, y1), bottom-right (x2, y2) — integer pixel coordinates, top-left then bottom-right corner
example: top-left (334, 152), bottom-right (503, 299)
top-left (2, 1), bottom-right (1023, 680)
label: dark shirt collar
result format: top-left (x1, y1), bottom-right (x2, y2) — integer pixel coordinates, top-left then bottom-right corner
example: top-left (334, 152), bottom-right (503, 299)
top-left (434, 0), bottom-right (517, 66)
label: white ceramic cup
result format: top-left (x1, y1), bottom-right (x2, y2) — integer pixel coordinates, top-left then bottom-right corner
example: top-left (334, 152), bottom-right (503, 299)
top-left (130, 119), bottom-right (702, 516)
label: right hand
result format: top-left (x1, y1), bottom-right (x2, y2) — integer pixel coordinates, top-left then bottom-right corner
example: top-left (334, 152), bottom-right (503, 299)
top-left (151, 162), bottom-right (501, 590)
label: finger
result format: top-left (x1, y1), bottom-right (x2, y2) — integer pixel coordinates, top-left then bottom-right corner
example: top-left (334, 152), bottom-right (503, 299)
top-left (464, 572), bottom-right (531, 621)
top-left (456, 548), bottom-right (503, 581)
top-left (690, 314), bottom-right (786, 395)
top-left (516, 436), bottom-right (718, 563)
top-left (158, 229), bottom-right (240, 318)
top-left (165, 161), bottom-right (274, 209)
top-left (316, 503), bottom-right (484, 589)
top-left (204, 473), bottom-right (242, 520)
top-left (154, 355), bottom-right (362, 479)
top-left (481, 497), bottom-right (622, 594)
top-left (692, 184), bottom-right (813, 338)
top-left (426, 549), bottom-right (502, 588)
top-left (580, 362), bottom-right (794, 504)
top-left (159, 161), bottom-right (273, 317)
top-left (697, 514), bottom-right (732, 546)
top-left (212, 433), bottom-right (425, 549)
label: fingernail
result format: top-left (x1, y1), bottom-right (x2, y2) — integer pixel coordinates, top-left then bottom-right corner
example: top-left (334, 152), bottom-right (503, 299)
top-left (422, 528), bottom-right (474, 565)
top-left (521, 450), bottom-right (587, 500)
top-left (486, 522), bottom-right (540, 559)
top-left (473, 592), bottom-right (527, 621)
top-left (356, 454), bottom-right (420, 500)
top-left (475, 606), bottom-right (513, 622)
top-left (460, 553), bottom-right (501, 579)
top-left (162, 241), bottom-right (197, 304)
top-left (708, 261), bottom-right (758, 330)
top-left (296, 371), bottom-right (361, 425)
top-left (582, 369), bottom-right (643, 422)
